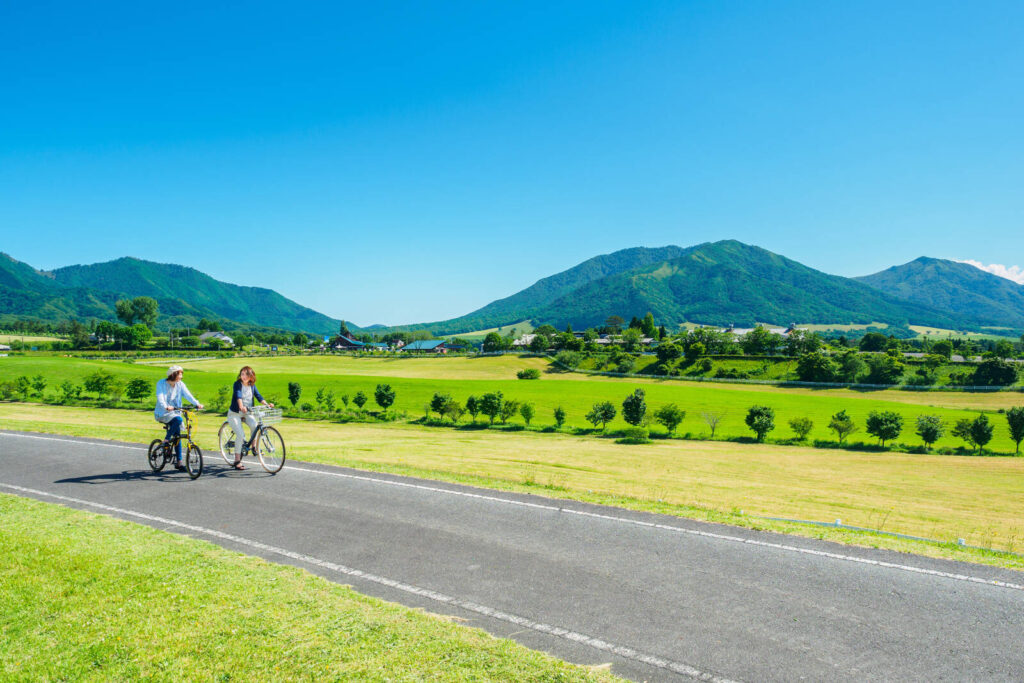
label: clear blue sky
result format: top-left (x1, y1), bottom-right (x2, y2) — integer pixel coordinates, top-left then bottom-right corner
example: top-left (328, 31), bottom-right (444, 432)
top-left (2, 2), bottom-right (1022, 325)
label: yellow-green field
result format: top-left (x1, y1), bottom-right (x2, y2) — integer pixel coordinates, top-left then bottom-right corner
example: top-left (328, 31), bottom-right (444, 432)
top-left (0, 334), bottom-right (66, 344)
top-left (3, 402), bottom-right (1023, 566)
top-left (4, 354), bottom-right (1022, 451)
top-left (0, 493), bottom-right (616, 682)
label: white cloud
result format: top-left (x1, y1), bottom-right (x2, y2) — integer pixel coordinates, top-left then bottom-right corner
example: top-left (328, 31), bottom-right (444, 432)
top-left (957, 259), bottom-right (1024, 285)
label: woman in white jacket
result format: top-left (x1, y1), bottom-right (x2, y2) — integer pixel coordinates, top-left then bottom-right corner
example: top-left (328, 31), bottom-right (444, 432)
top-left (154, 365), bottom-right (204, 469)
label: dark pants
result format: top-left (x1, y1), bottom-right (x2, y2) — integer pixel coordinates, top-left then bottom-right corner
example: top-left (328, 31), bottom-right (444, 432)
top-left (164, 416), bottom-right (183, 460)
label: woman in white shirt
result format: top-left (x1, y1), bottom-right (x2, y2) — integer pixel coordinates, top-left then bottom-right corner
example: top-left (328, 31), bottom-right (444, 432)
top-left (154, 365), bottom-right (204, 469)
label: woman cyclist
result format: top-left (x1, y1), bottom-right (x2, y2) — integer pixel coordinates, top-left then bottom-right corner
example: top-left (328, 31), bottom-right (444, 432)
top-left (154, 365), bottom-right (204, 470)
top-left (227, 365), bottom-right (274, 470)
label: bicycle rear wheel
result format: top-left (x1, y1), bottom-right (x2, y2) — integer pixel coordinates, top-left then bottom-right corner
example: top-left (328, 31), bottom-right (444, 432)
top-left (217, 421), bottom-right (236, 465)
top-left (148, 439), bottom-right (167, 472)
top-left (185, 444), bottom-right (203, 480)
top-left (257, 427), bottom-right (286, 473)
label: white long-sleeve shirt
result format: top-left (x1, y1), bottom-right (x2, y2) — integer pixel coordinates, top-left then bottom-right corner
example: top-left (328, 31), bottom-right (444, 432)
top-left (154, 378), bottom-right (199, 422)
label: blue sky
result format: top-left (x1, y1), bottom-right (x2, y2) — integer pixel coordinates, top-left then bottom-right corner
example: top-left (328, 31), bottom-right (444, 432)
top-left (2, 2), bottom-right (1022, 325)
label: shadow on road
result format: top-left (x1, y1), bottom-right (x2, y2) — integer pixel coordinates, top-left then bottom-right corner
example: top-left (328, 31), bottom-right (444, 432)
top-left (54, 465), bottom-right (273, 485)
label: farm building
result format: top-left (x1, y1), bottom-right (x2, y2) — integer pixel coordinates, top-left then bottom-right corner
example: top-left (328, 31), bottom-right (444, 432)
top-left (198, 331), bottom-right (234, 346)
top-left (401, 340), bottom-right (449, 354)
top-left (332, 334), bottom-right (365, 350)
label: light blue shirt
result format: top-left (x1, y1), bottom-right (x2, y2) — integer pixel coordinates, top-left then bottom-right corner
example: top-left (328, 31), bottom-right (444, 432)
top-left (154, 378), bottom-right (199, 421)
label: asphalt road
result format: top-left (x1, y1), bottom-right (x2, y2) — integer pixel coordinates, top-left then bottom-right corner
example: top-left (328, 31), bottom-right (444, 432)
top-left (2, 430), bottom-right (1023, 682)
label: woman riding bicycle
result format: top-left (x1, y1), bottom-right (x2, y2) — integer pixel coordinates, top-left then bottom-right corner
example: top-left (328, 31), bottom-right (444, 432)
top-left (154, 365), bottom-right (204, 470)
top-left (227, 366), bottom-right (274, 470)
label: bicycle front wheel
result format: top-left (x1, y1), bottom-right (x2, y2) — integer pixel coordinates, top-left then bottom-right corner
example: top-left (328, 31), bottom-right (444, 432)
top-left (148, 439), bottom-right (166, 472)
top-left (185, 444), bottom-right (203, 480)
top-left (217, 421), bottom-right (236, 465)
top-left (257, 427), bottom-right (286, 473)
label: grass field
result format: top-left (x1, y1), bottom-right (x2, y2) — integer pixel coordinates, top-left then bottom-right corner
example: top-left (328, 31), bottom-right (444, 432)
top-left (3, 402), bottom-right (1023, 566)
top-left (457, 320), bottom-right (535, 341)
top-left (0, 493), bottom-right (617, 681)
top-left (3, 354), bottom-right (1023, 452)
top-left (0, 334), bottom-right (66, 344)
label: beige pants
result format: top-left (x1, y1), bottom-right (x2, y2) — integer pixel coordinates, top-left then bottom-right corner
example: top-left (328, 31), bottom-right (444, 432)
top-left (227, 411), bottom-right (259, 456)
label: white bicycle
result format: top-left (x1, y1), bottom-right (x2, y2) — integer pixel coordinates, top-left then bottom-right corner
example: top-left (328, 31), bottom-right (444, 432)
top-left (217, 406), bottom-right (286, 474)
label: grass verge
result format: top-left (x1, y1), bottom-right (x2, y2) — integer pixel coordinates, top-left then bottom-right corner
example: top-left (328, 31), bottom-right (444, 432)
top-left (2, 403), bottom-right (1023, 571)
top-left (0, 493), bottom-right (618, 682)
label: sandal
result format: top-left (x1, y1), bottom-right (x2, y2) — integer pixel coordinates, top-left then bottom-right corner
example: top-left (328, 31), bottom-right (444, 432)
top-left (232, 461), bottom-right (246, 470)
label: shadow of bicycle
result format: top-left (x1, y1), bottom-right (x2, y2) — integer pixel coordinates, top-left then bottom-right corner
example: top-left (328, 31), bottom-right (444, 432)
top-left (54, 463), bottom-right (274, 485)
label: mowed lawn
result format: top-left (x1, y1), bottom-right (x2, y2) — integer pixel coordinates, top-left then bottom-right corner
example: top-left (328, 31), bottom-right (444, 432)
top-left (3, 403), bottom-right (1024, 561)
top-left (3, 355), bottom-right (1024, 452)
top-left (0, 494), bottom-right (617, 682)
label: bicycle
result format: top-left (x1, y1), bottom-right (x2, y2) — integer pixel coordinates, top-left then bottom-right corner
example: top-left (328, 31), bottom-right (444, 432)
top-left (217, 406), bottom-right (286, 473)
top-left (148, 408), bottom-right (203, 479)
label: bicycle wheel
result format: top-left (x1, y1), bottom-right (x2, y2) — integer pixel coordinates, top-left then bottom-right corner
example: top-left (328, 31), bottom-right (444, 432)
top-left (148, 439), bottom-right (167, 472)
top-left (257, 427), bottom-right (286, 473)
top-left (217, 421), bottom-right (236, 465)
top-left (185, 444), bottom-right (203, 480)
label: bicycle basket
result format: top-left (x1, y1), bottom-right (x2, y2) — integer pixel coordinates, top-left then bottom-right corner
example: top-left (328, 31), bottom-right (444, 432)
top-left (254, 407), bottom-right (283, 424)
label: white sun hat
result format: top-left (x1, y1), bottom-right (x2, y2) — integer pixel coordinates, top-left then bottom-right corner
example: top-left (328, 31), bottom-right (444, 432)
top-left (167, 365), bottom-right (184, 378)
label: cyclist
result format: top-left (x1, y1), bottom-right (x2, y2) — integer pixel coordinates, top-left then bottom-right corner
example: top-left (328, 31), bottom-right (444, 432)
top-left (154, 365), bottom-right (204, 470)
top-left (227, 365), bottom-right (273, 470)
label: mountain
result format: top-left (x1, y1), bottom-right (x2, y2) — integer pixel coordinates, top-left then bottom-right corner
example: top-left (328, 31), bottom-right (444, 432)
top-left (528, 240), bottom-right (965, 329)
top-left (379, 246), bottom-right (690, 335)
top-left (52, 257), bottom-right (341, 335)
top-left (0, 253), bottom-right (343, 335)
top-left (856, 257), bottom-right (1024, 328)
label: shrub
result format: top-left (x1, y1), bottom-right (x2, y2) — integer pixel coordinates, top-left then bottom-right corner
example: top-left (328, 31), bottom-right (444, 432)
top-left (554, 350), bottom-right (583, 369)
top-left (972, 358), bottom-right (1019, 386)
top-left (479, 392), bottom-right (503, 425)
top-left (58, 381), bottom-right (82, 403)
top-left (915, 415), bottom-right (945, 450)
top-left (828, 410), bottom-right (857, 444)
top-left (796, 352), bottom-right (838, 383)
top-left (351, 390), bottom-right (365, 411)
top-left (621, 389), bottom-right (647, 426)
top-left (553, 405), bottom-right (566, 429)
top-left (30, 374), bottom-right (46, 396)
top-left (125, 378), bottom-right (151, 401)
top-left (788, 416), bottom-right (814, 441)
top-left (83, 370), bottom-right (116, 398)
top-left (499, 399), bottom-right (520, 425)
top-left (745, 405), bottom-right (775, 442)
top-left (616, 427), bottom-right (651, 445)
top-left (300, 402), bottom-right (313, 413)
top-left (586, 401), bottom-right (616, 430)
top-left (865, 410), bottom-right (903, 447)
top-left (519, 402), bottom-right (535, 426)
top-left (375, 383), bottom-right (396, 410)
top-left (212, 386), bottom-right (231, 413)
top-left (654, 404), bottom-right (686, 435)
top-left (288, 382), bottom-right (302, 407)
top-left (324, 389), bottom-right (337, 412)
top-left (517, 368), bottom-right (541, 380)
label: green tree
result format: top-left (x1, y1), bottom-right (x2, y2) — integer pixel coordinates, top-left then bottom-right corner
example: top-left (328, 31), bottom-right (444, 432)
top-left (314, 387), bottom-right (327, 410)
top-left (519, 402), bottom-right (535, 426)
top-left (742, 327), bottom-right (782, 355)
top-left (828, 410), bottom-right (857, 444)
top-left (553, 405), bottom-right (567, 429)
top-left (375, 383), bottom-right (396, 411)
top-left (132, 297), bottom-right (159, 328)
top-left (621, 328), bottom-right (643, 352)
top-left (499, 399), bottom-right (520, 425)
top-left (58, 380), bottom-right (82, 403)
top-left (125, 378), bottom-right (151, 401)
top-left (115, 299), bottom-right (135, 326)
top-left (293, 333), bottom-right (308, 347)
top-left (702, 411), bottom-right (724, 438)
top-left (865, 410), bottom-right (903, 447)
top-left (14, 376), bottom-right (32, 400)
top-left (213, 386), bottom-right (231, 413)
top-left (656, 342), bottom-right (682, 363)
top-left (859, 332), bottom-right (888, 352)
top-left (683, 342), bottom-right (704, 362)
top-left (430, 392), bottom-right (456, 420)
top-left (323, 389), bottom-right (336, 412)
top-left (795, 351), bottom-right (839, 383)
top-left (788, 416), bottom-right (814, 441)
top-left (864, 354), bottom-right (905, 385)
top-left (352, 391), bottom-right (366, 411)
top-left (654, 404), bottom-right (686, 435)
top-left (970, 414), bottom-right (994, 455)
top-left (288, 382), bottom-right (302, 407)
top-left (621, 389), bottom-right (647, 426)
top-left (745, 405), bottom-right (775, 441)
top-left (972, 358), bottom-right (1019, 386)
top-left (915, 415), bottom-right (945, 450)
top-left (930, 339), bottom-right (954, 359)
top-left (586, 401), bottom-right (617, 430)
top-left (837, 350), bottom-right (866, 382)
top-left (482, 332), bottom-right (506, 353)
top-left (30, 374), bottom-right (47, 396)
top-left (641, 312), bottom-right (657, 338)
top-left (479, 392), bottom-right (503, 425)
top-left (528, 334), bottom-right (549, 352)
top-left (466, 395), bottom-right (481, 422)
top-left (993, 340), bottom-right (1015, 359)
top-left (83, 370), bottom-right (115, 398)
top-left (604, 315), bottom-right (624, 334)
top-left (1005, 406), bottom-right (1024, 455)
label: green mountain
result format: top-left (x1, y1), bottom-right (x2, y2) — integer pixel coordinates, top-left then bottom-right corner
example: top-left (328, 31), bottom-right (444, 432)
top-left (856, 257), bottom-right (1024, 328)
top-left (527, 241), bottom-right (965, 330)
top-left (379, 246), bottom-right (690, 335)
top-left (0, 253), bottom-right (342, 335)
top-left (52, 257), bottom-right (341, 335)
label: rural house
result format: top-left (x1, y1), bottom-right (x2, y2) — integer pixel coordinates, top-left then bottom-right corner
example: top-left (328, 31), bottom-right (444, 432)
top-left (401, 340), bottom-right (449, 354)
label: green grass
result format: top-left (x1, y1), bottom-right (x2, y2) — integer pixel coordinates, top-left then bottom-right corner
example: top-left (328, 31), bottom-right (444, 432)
top-left (3, 354), bottom-right (1023, 453)
top-left (0, 493), bottom-right (619, 682)
top-left (3, 403), bottom-right (1024, 568)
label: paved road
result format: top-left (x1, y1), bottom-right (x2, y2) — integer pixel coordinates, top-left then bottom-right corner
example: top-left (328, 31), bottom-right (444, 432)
top-left (2, 430), bottom-right (1023, 682)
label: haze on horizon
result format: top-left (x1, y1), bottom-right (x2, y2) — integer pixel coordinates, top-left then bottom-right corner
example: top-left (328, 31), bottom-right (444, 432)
top-left (2, 2), bottom-right (1022, 326)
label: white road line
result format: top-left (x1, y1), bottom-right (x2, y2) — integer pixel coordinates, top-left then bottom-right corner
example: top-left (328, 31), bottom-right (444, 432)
top-left (0, 482), bottom-right (734, 683)
top-left (3, 431), bottom-right (1023, 592)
